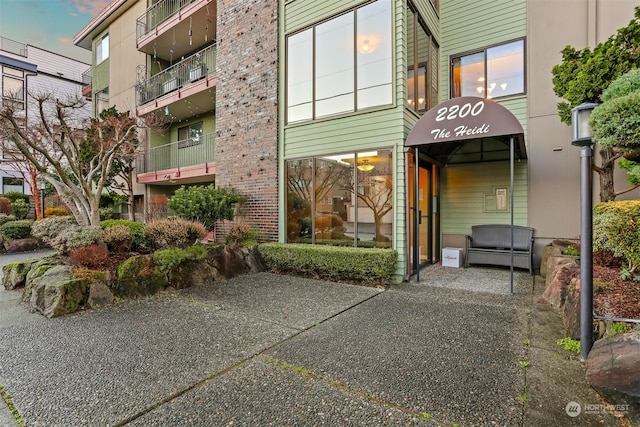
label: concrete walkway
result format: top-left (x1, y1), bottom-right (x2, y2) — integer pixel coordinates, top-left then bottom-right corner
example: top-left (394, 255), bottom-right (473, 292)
top-left (0, 258), bottom-right (629, 426)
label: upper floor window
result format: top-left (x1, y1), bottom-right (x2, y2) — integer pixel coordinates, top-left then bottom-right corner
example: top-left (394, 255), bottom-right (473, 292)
top-left (406, 4), bottom-right (439, 114)
top-left (451, 39), bottom-right (524, 99)
top-left (3, 177), bottom-right (24, 194)
top-left (96, 34), bottom-right (109, 64)
top-left (1, 66), bottom-right (25, 111)
top-left (286, 0), bottom-right (392, 124)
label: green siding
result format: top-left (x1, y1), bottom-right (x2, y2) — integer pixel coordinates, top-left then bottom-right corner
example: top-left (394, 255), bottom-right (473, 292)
top-left (439, 0), bottom-right (526, 100)
top-left (285, 0), bottom-right (363, 33)
top-left (441, 161), bottom-right (528, 235)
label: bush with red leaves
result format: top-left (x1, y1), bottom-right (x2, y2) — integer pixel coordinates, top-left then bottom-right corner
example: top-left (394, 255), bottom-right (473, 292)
top-left (69, 244), bottom-right (110, 269)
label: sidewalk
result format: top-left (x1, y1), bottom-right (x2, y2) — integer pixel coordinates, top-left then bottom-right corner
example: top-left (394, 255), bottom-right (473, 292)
top-left (0, 261), bottom-right (629, 426)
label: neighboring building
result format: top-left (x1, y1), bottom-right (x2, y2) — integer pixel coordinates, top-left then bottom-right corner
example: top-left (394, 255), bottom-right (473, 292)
top-left (75, 0), bottom-right (639, 282)
top-left (74, 0), bottom-right (279, 235)
top-left (0, 36), bottom-right (90, 196)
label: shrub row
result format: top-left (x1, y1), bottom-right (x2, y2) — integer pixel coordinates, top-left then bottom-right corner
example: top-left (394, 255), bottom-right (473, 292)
top-left (258, 243), bottom-right (397, 285)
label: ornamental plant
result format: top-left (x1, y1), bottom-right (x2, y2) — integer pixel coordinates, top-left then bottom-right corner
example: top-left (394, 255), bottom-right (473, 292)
top-left (593, 200), bottom-right (640, 272)
top-left (50, 225), bottom-right (105, 254)
top-left (11, 199), bottom-right (30, 220)
top-left (0, 220), bottom-right (33, 240)
top-left (101, 219), bottom-right (146, 250)
top-left (167, 184), bottom-right (242, 231)
top-left (143, 218), bottom-right (207, 249)
top-left (31, 216), bottom-right (77, 244)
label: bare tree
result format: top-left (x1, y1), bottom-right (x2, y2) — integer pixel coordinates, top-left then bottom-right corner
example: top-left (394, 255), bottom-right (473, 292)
top-left (0, 91), bottom-right (149, 226)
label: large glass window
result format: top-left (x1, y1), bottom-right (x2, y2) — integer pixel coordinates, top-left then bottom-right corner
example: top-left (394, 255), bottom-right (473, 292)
top-left (286, 149), bottom-right (393, 248)
top-left (452, 39), bottom-right (524, 99)
top-left (406, 4), bottom-right (438, 113)
top-left (2, 66), bottom-right (25, 111)
top-left (96, 34), bottom-right (109, 64)
top-left (286, 0), bottom-right (392, 123)
top-left (2, 177), bottom-right (24, 194)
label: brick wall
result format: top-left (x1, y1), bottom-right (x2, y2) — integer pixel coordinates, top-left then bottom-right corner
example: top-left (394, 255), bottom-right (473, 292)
top-left (215, 0), bottom-right (279, 241)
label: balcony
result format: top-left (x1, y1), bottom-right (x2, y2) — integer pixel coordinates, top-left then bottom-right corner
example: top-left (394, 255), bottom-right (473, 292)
top-left (137, 132), bottom-right (217, 184)
top-left (136, 0), bottom-right (216, 60)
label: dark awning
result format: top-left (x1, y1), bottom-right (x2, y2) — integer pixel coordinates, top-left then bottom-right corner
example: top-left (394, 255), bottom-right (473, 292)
top-left (405, 96), bottom-right (526, 164)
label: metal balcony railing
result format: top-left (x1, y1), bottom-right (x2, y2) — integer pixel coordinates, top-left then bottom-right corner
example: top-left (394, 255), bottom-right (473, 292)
top-left (0, 36), bottom-right (27, 57)
top-left (81, 67), bottom-right (92, 85)
top-left (136, 0), bottom-right (197, 41)
top-left (137, 132), bottom-right (215, 173)
top-left (136, 44), bottom-right (216, 106)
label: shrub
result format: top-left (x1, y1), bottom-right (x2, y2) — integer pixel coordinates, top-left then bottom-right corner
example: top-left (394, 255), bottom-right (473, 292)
top-left (99, 207), bottom-right (114, 221)
top-left (167, 184), bottom-right (242, 230)
top-left (143, 218), bottom-right (206, 249)
top-left (31, 216), bottom-right (77, 243)
top-left (45, 207), bottom-right (70, 217)
top-left (102, 224), bottom-right (132, 252)
top-left (101, 219), bottom-right (146, 249)
top-left (593, 201), bottom-right (640, 271)
top-left (152, 245), bottom-right (207, 271)
top-left (0, 220), bottom-right (33, 240)
top-left (69, 244), bottom-right (110, 269)
top-left (50, 225), bottom-right (104, 254)
top-left (2, 192), bottom-right (30, 204)
top-left (225, 223), bottom-right (259, 247)
top-left (11, 199), bottom-right (30, 220)
top-left (0, 197), bottom-right (11, 215)
top-left (0, 214), bottom-right (16, 226)
top-left (258, 243), bottom-right (397, 285)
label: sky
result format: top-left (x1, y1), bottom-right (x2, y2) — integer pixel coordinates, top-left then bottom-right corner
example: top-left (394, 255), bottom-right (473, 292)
top-left (0, 0), bottom-right (109, 63)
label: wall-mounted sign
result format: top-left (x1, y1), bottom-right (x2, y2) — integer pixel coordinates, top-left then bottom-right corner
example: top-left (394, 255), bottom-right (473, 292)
top-left (405, 96), bottom-right (524, 147)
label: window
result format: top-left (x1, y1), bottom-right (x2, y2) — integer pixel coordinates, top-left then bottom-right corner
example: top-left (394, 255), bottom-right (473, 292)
top-left (1, 66), bottom-right (25, 111)
top-left (451, 39), bottom-right (524, 99)
top-left (95, 34), bottom-right (109, 64)
top-left (286, 0), bottom-right (392, 123)
top-left (406, 4), bottom-right (438, 113)
top-left (286, 149), bottom-right (393, 248)
top-left (178, 122), bottom-right (203, 148)
top-left (95, 88), bottom-right (109, 116)
top-left (3, 177), bottom-right (24, 194)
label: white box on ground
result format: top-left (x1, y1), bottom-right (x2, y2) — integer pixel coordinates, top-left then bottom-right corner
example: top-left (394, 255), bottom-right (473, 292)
top-left (442, 248), bottom-right (463, 268)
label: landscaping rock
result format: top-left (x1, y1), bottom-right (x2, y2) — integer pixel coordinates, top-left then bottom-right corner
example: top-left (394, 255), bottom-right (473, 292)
top-left (3, 237), bottom-right (40, 253)
top-left (88, 281), bottom-right (114, 309)
top-left (28, 265), bottom-right (89, 318)
top-left (114, 255), bottom-right (168, 297)
top-left (542, 255), bottom-right (579, 308)
top-left (563, 277), bottom-right (581, 339)
top-left (540, 240), bottom-right (576, 278)
top-left (2, 258), bottom-right (39, 290)
top-left (22, 258), bottom-right (62, 302)
top-left (586, 331), bottom-right (640, 425)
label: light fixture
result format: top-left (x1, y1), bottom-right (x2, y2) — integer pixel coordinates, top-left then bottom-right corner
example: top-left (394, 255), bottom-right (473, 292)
top-left (418, 98), bottom-right (424, 105)
top-left (571, 102), bottom-right (599, 146)
top-left (358, 37), bottom-right (376, 54)
top-left (476, 87), bottom-right (483, 94)
top-left (357, 160), bottom-right (375, 172)
top-left (570, 101), bottom-right (599, 360)
top-left (164, 105), bottom-right (170, 116)
top-left (500, 83), bottom-right (507, 90)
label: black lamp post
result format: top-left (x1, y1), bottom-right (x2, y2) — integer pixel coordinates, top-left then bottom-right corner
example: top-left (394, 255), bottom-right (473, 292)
top-left (571, 102), bottom-right (598, 361)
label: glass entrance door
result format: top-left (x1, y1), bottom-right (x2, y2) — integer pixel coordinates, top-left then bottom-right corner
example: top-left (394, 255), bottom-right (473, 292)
top-left (408, 150), bottom-right (439, 275)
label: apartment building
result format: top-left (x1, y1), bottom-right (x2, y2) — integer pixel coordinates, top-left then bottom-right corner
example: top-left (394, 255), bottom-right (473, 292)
top-left (74, 0), bottom-right (278, 235)
top-left (75, 0), bottom-right (639, 282)
top-left (279, 0), bottom-right (640, 282)
top-left (0, 36), bottom-right (90, 197)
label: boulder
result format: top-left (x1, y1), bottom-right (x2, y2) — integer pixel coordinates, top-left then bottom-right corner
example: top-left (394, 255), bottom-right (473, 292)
top-left (3, 238), bottom-right (40, 253)
top-left (2, 258), bottom-right (39, 290)
top-left (586, 331), bottom-right (640, 425)
top-left (563, 278), bottom-right (581, 339)
top-left (540, 240), bottom-right (577, 278)
top-left (542, 255), bottom-right (579, 308)
top-left (88, 281), bottom-right (114, 309)
top-left (22, 259), bottom-right (62, 302)
top-left (28, 265), bottom-right (89, 318)
top-left (114, 255), bottom-right (168, 297)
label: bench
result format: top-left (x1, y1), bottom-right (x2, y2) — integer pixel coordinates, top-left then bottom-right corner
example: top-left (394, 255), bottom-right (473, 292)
top-left (465, 224), bottom-right (534, 275)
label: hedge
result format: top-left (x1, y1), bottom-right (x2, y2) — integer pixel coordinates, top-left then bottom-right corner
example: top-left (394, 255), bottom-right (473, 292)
top-left (593, 200), bottom-right (640, 271)
top-left (0, 220), bottom-right (33, 240)
top-left (258, 243), bottom-right (397, 285)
